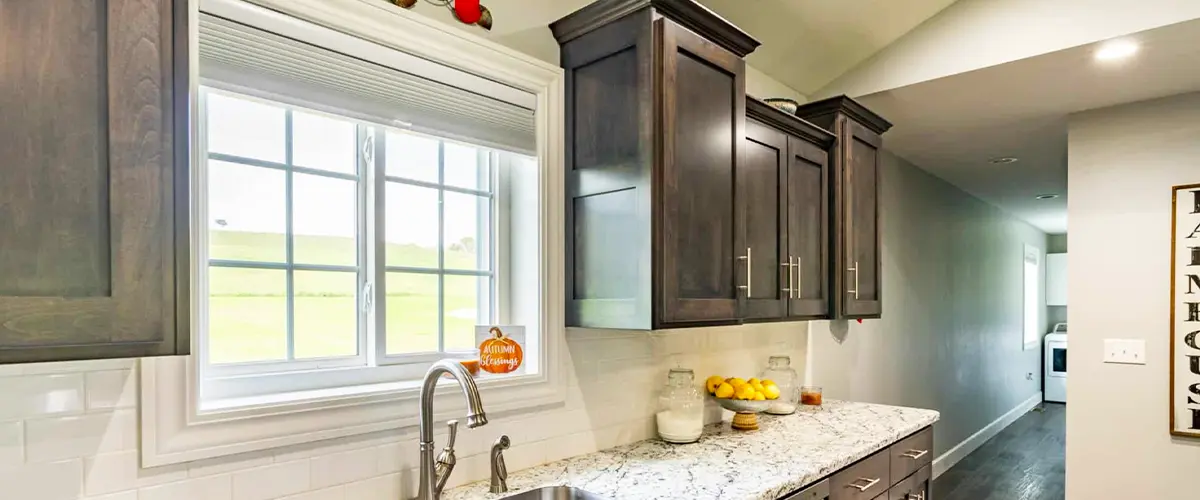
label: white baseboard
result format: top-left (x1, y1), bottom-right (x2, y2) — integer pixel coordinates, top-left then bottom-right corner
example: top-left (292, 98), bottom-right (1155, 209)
top-left (932, 392), bottom-right (1043, 479)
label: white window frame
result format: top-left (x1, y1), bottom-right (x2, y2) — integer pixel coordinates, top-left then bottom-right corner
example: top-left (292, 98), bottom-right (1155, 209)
top-left (1023, 244), bottom-right (1042, 350)
top-left (140, 0), bottom-right (564, 467)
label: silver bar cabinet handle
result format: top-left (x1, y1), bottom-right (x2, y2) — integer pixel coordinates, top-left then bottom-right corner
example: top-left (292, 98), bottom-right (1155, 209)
top-left (781, 258), bottom-right (792, 297)
top-left (901, 449), bottom-right (928, 460)
top-left (737, 247), bottom-right (751, 297)
top-left (846, 477), bottom-right (880, 492)
top-left (795, 257), bottom-right (802, 300)
top-left (847, 261), bottom-right (859, 299)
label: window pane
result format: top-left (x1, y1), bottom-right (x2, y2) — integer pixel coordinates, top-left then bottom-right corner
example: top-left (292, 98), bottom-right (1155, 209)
top-left (294, 271), bottom-right (358, 359)
top-left (293, 111), bottom-right (357, 174)
top-left (208, 267), bottom-right (287, 364)
top-left (294, 173), bottom-right (357, 266)
top-left (206, 92), bottom-right (286, 163)
top-left (444, 192), bottom-right (489, 271)
top-left (444, 142), bottom-right (488, 191)
top-left (385, 131), bottom-right (439, 183)
top-left (444, 275), bottom-right (490, 352)
top-left (208, 161), bottom-right (286, 262)
top-left (386, 273), bottom-right (439, 354)
top-left (385, 184), bottom-right (439, 268)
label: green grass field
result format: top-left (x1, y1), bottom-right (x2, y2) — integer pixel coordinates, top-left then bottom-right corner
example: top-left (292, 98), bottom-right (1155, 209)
top-left (208, 231), bottom-right (485, 364)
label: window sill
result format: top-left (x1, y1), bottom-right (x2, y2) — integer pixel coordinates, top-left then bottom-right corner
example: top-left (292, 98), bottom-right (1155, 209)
top-left (141, 355), bottom-right (563, 467)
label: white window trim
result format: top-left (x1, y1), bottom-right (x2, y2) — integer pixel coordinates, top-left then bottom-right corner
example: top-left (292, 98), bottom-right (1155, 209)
top-left (1023, 244), bottom-right (1042, 351)
top-left (140, 0), bottom-right (565, 468)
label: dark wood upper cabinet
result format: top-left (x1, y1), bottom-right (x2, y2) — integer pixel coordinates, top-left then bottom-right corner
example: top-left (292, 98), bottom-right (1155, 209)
top-left (552, 0), bottom-right (759, 329)
top-left (795, 96), bottom-right (892, 319)
top-left (0, 0), bottom-right (190, 363)
top-left (744, 98), bottom-right (835, 321)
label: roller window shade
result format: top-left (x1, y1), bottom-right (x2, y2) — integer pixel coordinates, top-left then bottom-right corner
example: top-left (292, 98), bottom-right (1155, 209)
top-left (198, 13), bottom-right (536, 154)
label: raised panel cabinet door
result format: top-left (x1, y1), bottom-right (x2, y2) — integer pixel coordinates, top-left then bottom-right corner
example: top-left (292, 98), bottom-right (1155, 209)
top-left (841, 120), bottom-right (883, 318)
top-left (656, 19), bottom-right (745, 327)
top-left (786, 136), bottom-right (830, 319)
top-left (738, 118), bottom-right (788, 320)
top-left (0, 0), bottom-right (189, 363)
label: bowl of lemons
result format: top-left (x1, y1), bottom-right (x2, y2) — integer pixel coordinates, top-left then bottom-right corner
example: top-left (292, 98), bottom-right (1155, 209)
top-left (704, 376), bottom-right (783, 431)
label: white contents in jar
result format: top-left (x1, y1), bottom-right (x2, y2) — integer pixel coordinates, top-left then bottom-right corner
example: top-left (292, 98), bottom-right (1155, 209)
top-left (766, 401), bottom-right (797, 415)
top-left (656, 409), bottom-right (703, 443)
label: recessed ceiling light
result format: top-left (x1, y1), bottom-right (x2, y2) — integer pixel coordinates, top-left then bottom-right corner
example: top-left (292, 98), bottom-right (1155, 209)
top-left (988, 157), bottom-right (1019, 165)
top-left (1036, 194), bottom-right (1060, 200)
top-left (1095, 40), bottom-right (1138, 62)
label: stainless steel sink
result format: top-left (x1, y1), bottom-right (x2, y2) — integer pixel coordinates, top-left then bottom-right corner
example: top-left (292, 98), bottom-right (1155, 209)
top-left (500, 486), bottom-right (606, 500)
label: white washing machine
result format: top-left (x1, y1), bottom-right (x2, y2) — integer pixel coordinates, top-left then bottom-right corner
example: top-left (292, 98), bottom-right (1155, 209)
top-left (1044, 323), bottom-right (1067, 403)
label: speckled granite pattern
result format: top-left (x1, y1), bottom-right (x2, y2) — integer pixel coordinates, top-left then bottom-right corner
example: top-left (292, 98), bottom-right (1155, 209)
top-left (443, 400), bottom-right (939, 500)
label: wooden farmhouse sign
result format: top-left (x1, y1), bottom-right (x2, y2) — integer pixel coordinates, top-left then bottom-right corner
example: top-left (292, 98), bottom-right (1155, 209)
top-left (1171, 183), bottom-right (1200, 437)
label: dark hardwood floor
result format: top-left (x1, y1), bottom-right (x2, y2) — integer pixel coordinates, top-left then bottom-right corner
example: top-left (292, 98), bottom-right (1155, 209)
top-left (934, 403), bottom-right (1065, 500)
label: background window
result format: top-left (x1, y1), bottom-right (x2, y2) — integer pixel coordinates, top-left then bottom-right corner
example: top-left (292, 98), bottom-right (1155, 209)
top-left (1023, 244), bottom-right (1041, 349)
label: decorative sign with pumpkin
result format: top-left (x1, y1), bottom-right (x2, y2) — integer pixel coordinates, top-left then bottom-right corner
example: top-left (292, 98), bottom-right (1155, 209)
top-left (477, 326), bottom-right (524, 374)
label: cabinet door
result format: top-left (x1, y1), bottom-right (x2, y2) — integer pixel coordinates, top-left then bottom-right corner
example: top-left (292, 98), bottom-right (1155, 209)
top-left (0, 0), bottom-right (188, 363)
top-left (738, 119), bottom-right (788, 320)
top-left (787, 136), bottom-right (830, 318)
top-left (656, 19), bottom-right (746, 326)
top-left (841, 120), bottom-right (883, 318)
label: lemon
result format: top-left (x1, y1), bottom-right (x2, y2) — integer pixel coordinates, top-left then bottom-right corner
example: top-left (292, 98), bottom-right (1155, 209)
top-left (715, 382), bottom-right (735, 399)
top-left (761, 379), bottom-right (776, 387)
top-left (754, 392), bottom-right (766, 401)
top-left (705, 375), bottom-right (725, 394)
top-left (747, 378), bottom-right (760, 386)
top-left (762, 384), bottom-right (782, 400)
top-left (727, 377), bottom-right (748, 388)
top-left (735, 384), bottom-right (756, 400)
top-left (749, 380), bottom-right (765, 393)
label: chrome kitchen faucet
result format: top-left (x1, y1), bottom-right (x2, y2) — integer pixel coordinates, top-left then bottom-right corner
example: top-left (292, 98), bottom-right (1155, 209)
top-left (416, 360), bottom-right (488, 500)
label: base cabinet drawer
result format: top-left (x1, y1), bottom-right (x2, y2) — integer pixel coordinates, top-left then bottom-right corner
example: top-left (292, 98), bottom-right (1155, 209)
top-left (888, 465), bottom-right (931, 500)
top-left (890, 427), bottom-right (933, 483)
top-left (830, 450), bottom-right (890, 500)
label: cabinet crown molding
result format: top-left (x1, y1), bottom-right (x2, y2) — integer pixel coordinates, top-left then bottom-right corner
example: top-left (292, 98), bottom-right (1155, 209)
top-left (550, 0), bottom-right (760, 57)
top-left (747, 97), bottom-right (835, 149)
top-left (795, 94), bottom-right (893, 135)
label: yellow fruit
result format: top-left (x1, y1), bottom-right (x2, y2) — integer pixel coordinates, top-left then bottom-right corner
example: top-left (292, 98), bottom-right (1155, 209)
top-left (762, 384), bottom-right (781, 400)
top-left (754, 392), bottom-right (766, 401)
top-left (747, 378), bottom-right (760, 386)
top-left (750, 381), bottom-right (765, 393)
top-left (735, 384), bottom-right (756, 400)
top-left (714, 382), bottom-right (735, 399)
top-left (705, 375), bottom-right (725, 394)
top-left (761, 379), bottom-right (776, 386)
top-left (727, 377), bottom-right (748, 388)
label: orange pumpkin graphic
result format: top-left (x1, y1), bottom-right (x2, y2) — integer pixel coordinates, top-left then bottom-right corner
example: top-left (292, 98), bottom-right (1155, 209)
top-left (479, 327), bottom-right (523, 374)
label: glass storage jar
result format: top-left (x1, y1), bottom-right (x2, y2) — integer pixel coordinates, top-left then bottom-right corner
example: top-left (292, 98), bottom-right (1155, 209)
top-left (760, 355), bottom-right (800, 415)
top-left (656, 368), bottom-right (704, 443)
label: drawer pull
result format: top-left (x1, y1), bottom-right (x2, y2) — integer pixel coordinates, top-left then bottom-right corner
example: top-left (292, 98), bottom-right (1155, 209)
top-left (905, 492), bottom-right (925, 500)
top-left (901, 449), bottom-right (928, 460)
top-left (845, 477), bottom-right (880, 492)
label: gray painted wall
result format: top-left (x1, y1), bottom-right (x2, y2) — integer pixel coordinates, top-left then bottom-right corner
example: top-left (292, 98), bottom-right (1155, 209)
top-left (807, 150), bottom-right (1047, 458)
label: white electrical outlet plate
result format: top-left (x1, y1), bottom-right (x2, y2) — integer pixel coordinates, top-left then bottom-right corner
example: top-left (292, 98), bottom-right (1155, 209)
top-left (1104, 339), bottom-right (1146, 365)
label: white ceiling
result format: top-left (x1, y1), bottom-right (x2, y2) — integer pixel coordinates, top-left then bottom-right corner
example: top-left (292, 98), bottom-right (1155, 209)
top-left (700, 0), bottom-right (959, 95)
top-left (407, 0), bottom-right (958, 95)
top-left (856, 18), bottom-right (1200, 235)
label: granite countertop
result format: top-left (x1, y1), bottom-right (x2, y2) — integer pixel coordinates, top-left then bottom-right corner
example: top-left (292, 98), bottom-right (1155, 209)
top-left (443, 400), bottom-right (940, 500)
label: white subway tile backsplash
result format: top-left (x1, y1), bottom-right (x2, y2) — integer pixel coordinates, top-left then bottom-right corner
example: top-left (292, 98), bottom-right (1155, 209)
top-left (0, 420), bottom-right (23, 468)
top-left (342, 472), bottom-right (404, 500)
top-left (138, 474), bottom-right (232, 500)
top-left (310, 446), bottom-right (378, 488)
top-left (26, 409), bottom-right (137, 462)
top-left (0, 374), bottom-right (85, 420)
top-left (0, 323), bottom-right (805, 500)
top-left (0, 458), bottom-right (84, 500)
top-left (231, 459), bottom-right (310, 500)
top-left (84, 451), bottom-right (188, 496)
top-left (85, 369), bottom-right (136, 410)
